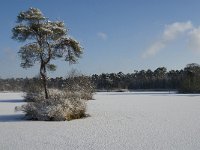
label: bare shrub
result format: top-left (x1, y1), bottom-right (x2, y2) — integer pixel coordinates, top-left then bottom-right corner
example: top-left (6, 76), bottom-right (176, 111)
top-left (65, 69), bottom-right (95, 100)
top-left (16, 89), bottom-right (87, 121)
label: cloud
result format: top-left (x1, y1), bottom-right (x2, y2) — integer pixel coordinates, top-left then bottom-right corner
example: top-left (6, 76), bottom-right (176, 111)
top-left (142, 21), bottom-right (193, 58)
top-left (97, 32), bottom-right (107, 40)
top-left (142, 41), bottom-right (165, 58)
top-left (188, 27), bottom-right (200, 53)
top-left (163, 21), bottom-right (193, 41)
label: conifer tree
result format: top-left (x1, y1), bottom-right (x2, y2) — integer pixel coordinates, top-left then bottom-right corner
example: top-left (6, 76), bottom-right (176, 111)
top-left (12, 8), bottom-right (82, 99)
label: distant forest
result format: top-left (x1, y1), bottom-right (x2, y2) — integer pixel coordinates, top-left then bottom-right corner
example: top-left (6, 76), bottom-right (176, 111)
top-left (1, 63), bottom-right (200, 93)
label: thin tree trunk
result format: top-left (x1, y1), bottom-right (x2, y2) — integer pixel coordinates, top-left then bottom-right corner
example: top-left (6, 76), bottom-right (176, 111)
top-left (40, 62), bottom-right (49, 99)
top-left (42, 75), bottom-right (48, 99)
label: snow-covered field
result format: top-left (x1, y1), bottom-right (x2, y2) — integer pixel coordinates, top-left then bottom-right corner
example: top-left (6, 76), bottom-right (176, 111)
top-left (1, 92), bottom-right (200, 150)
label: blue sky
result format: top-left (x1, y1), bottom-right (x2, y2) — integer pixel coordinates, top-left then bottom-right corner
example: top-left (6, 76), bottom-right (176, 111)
top-left (1, 0), bottom-right (200, 78)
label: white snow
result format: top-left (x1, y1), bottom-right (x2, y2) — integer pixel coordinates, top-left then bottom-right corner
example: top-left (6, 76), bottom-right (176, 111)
top-left (1, 92), bottom-right (200, 150)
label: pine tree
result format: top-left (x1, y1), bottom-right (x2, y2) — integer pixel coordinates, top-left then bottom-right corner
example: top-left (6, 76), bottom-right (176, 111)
top-left (12, 8), bottom-right (82, 99)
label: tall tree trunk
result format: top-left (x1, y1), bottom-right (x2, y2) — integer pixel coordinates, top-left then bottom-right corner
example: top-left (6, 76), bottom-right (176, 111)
top-left (40, 62), bottom-right (49, 99)
top-left (42, 74), bottom-right (48, 99)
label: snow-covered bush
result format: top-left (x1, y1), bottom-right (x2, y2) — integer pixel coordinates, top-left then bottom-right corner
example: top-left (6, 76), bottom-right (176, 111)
top-left (66, 70), bottom-right (95, 100)
top-left (16, 89), bottom-right (87, 121)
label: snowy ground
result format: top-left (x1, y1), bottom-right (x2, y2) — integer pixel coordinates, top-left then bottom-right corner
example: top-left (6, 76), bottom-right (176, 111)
top-left (1, 92), bottom-right (200, 150)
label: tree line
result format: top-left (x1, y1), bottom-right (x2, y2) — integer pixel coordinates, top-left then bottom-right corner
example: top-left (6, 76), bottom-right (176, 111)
top-left (1, 63), bottom-right (200, 93)
top-left (92, 63), bottom-right (200, 93)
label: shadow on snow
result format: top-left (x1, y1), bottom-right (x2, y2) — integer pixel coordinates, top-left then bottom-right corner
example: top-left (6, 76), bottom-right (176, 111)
top-left (0, 114), bottom-right (25, 122)
top-left (0, 99), bottom-right (24, 103)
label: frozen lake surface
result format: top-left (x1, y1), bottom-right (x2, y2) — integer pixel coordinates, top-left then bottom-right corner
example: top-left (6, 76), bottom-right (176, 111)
top-left (0, 92), bottom-right (200, 150)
